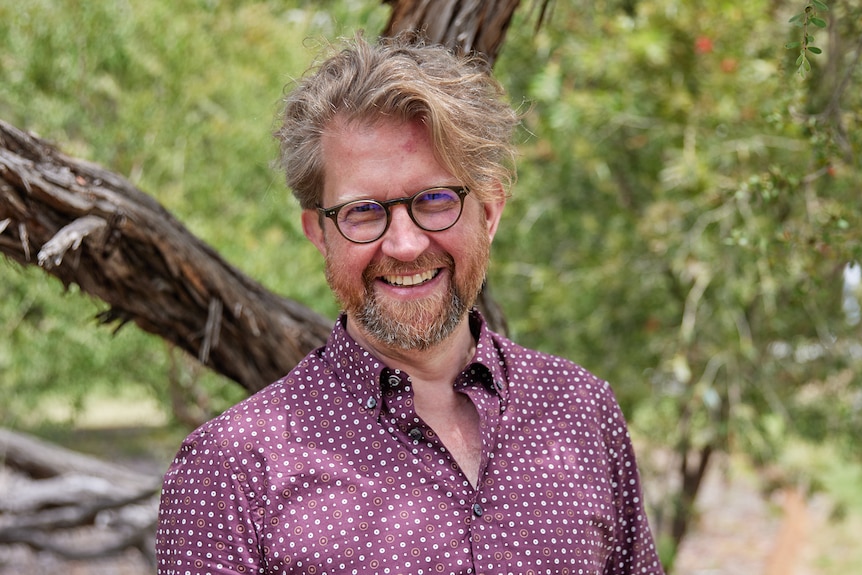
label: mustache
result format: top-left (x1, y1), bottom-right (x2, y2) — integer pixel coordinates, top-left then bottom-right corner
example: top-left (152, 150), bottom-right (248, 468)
top-left (363, 252), bottom-right (455, 280)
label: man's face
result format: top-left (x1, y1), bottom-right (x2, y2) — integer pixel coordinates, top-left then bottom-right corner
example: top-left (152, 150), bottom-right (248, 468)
top-left (301, 117), bottom-right (504, 351)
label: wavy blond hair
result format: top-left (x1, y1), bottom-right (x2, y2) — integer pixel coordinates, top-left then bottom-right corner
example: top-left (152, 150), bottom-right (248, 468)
top-left (274, 32), bottom-right (519, 209)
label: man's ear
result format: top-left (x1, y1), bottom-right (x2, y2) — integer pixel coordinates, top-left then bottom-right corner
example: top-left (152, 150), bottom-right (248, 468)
top-left (301, 209), bottom-right (328, 256)
top-left (483, 182), bottom-right (507, 242)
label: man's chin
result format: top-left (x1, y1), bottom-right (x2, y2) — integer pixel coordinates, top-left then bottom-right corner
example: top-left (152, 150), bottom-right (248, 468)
top-left (352, 296), bottom-right (467, 351)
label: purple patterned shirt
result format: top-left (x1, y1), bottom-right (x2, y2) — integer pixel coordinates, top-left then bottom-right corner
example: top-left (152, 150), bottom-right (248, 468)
top-left (156, 311), bottom-right (664, 575)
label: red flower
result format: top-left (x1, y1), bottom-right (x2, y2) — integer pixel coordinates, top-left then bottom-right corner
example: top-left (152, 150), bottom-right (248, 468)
top-left (695, 36), bottom-right (714, 54)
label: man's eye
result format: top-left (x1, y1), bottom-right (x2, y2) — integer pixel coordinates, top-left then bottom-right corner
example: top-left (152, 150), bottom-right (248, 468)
top-left (342, 202), bottom-right (384, 222)
top-left (415, 189), bottom-right (458, 211)
top-left (423, 189), bottom-right (457, 201)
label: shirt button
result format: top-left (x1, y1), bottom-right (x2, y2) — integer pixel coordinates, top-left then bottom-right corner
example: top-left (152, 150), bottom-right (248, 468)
top-left (472, 503), bottom-right (484, 517)
top-left (494, 379), bottom-right (505, 391)
top-left (365, 397), bottom-right (377, 409)
top-left (387, 374), bottom-right (401, 388)
top-left (408, 427), bottom-right (423, 441)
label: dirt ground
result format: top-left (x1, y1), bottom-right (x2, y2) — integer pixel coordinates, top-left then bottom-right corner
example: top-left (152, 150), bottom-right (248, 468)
top-left (672, 454), bottom-right (861, 575)
top-left (673, 460), bottom-right (823, 575)
top-left (0, 449), bottom-right (856, 575)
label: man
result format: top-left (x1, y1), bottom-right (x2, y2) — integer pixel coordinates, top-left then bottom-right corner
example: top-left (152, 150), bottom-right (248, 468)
top-left (156, 33), bottom-right (665, 575)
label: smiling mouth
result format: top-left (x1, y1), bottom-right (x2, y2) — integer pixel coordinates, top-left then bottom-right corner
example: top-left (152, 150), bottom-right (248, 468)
top-left (382, 269), bottom-right (440, 286)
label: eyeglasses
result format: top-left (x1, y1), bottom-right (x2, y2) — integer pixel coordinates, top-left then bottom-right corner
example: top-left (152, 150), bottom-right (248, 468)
top-left (317, 186), bottom-right (470, 244)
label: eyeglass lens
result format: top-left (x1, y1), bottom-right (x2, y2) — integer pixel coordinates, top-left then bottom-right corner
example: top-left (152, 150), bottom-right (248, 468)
top-left (336, 187), bottom-right (464, 243)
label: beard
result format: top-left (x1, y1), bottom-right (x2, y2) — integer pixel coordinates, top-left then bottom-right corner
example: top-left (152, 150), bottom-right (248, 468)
top-left (324, 229), bottom-right (490, 351)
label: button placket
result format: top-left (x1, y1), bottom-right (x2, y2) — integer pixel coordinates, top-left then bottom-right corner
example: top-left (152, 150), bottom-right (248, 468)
top-left (379, 370), bottom-right (425, 448)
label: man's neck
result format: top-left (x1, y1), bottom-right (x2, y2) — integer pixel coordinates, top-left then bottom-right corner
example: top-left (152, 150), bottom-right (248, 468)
top-left (345, 315), bottom-right (476, 392)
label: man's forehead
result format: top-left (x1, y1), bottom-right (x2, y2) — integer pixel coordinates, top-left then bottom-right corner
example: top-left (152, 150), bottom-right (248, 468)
top-left (323, 113), bottom-right (428, 139)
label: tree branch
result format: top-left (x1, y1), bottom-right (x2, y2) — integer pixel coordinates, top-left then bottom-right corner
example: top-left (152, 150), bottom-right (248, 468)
top-left (0, 119), bottom-right (332, 394)
top-left (0, 427), bottom-right (161, 565)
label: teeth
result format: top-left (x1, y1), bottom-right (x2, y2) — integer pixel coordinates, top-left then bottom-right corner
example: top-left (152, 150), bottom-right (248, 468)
top-left (383, 269), bottom-right (438, 286)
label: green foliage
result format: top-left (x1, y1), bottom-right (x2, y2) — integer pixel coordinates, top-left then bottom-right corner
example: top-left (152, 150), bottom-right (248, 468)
top-left (787, 0), bottom-right (829, 77)
top-left (491, 0), bottom-right (862, 551)
top-left (0, 0), bottom-right (388, 425)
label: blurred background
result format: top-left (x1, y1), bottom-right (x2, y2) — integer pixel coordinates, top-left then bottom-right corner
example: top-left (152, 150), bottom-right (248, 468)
top-left (1, 0), bottom-right (860, 573)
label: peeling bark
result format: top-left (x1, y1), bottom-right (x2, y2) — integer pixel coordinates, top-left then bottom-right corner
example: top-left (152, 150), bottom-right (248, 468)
top-left (0, 119), bottom-right (332, 395)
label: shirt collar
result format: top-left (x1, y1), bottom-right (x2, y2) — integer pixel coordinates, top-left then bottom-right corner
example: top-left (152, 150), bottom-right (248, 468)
top-left (466, 309), bottom-right (510, 401)
top-left (321, 310), bottom-right (509, 410)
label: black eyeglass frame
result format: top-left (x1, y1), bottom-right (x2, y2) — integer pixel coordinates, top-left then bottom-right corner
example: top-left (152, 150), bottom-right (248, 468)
top-left (317, 186), bottom-right (470, 244)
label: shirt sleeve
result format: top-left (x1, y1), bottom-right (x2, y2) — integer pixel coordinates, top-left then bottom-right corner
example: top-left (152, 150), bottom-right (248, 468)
top-left (155, 426), bottom-right (264, 575)
top-left (597, 380), bottom-right (665, 575)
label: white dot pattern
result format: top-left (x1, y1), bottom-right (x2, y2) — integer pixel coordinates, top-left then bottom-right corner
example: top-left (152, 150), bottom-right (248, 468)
top-left (156, 311), bottom-right (664, 575)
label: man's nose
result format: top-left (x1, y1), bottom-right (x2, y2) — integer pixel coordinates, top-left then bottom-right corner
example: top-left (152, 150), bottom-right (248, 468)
top-left (380, 204), bottom-right (431, 260)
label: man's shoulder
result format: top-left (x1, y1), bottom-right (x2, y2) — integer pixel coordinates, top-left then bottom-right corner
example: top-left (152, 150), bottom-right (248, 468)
top-left (181, 347), bottom-right (333, 446)
top-left (489, 330), bottom-right (599, 377)
top-left (486, 329), bottom-right (616, 398)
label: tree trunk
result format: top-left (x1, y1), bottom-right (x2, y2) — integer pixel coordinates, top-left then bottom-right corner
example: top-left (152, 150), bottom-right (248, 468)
top-left (384, 0), bottom-right (525, 66)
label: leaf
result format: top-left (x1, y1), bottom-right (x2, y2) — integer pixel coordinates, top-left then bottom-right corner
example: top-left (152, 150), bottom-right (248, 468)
top-left (811, 17), bottom-right (827, 28)
top-left (808, 46), bottom-right (822, 54)
top-left (796, 54), bottom-right (805, 66)
top-left (811, 0), bottom-right (829, 11)
top-left (785, 41), bottom-right (801, 49)
top-left (788, 13), bottom-right (804, 24)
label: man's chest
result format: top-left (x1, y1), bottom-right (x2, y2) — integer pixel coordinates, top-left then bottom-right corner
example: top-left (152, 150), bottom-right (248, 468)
top-left (254, 407), bottom-right (617, 575)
